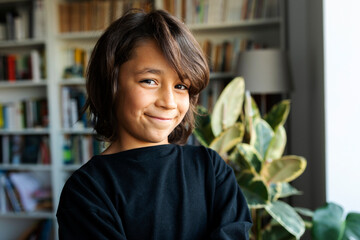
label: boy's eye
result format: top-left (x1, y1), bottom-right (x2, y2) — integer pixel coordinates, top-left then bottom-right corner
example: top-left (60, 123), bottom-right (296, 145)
top-left (140, 79), bottom-right (156, 85)
top-left (175, 84), bottom-right (188, 90)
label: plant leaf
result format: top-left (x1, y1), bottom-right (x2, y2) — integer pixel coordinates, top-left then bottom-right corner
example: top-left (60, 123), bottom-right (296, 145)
top-left (250, 118), bottom-right (274, 159)
top-left (229, 149), bottom-right (252, 171)
top-left (263, 224), bottom-right (297, 240)
top-left (269, 182), bottom-right (302, 202)
top-left (278, 182), bottom-right (302, 198)
top-left (265, 200), bottom-right (305, 239)
top-left (312, 202), bottom-right (344, 240)
top-left (211, 77), bottom-right (245, 137)
top-left (264, 100), bottom-right (291, 130)
top-left (235, 143), bottom-right (263, 173)
top-left (343, 212), bottom-right (360, 240)
top-left (294, 207), bottom-right (314, 218)
top-left (237, 170), bottom-right (269, 208)
top-left (261, 156), bottom-right (307, 184)
top-left (193, 105), bottom-right (215, 146)
top-left (265, 125), bottom-right (287, 161)
top-left (209, 123), bottom-right (244, 155)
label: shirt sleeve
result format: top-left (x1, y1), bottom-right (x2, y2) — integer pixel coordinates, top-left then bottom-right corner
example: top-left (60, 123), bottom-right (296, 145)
top-left (56, 170), bottom-right (127, 240)
top-left (208, 149), bottom-right (253, 240)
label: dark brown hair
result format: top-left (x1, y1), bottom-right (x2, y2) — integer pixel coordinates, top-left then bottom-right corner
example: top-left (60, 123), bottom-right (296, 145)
top-left (84, 9), bottom-right (209, 144)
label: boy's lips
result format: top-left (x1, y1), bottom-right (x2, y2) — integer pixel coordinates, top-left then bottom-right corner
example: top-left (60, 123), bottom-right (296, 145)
top-left (145, 114), bottom-right (174, 121)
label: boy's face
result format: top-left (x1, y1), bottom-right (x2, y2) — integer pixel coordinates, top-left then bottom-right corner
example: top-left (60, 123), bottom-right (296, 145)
top-left (115, 40), bottom-right (190, 151)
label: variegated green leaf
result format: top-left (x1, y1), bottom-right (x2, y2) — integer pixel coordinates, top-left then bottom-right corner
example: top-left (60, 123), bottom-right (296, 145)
top-left (278, 182), bottom-right (302, 198)
top-left (265, 200), bottom-right (305, 239)
top-left (265, 125), bottom-right (287, 161)
top-left (250, 118), bottom-right (274, 159)
top-left (236, 143), bottom-right (263, 173)
top-left (237, 170), bottom-right (269, 208)
top-left (294, 207), bottom-right (314, 218)
top-left (270, 183), bottom-right (302, 202)
top-left (209, 123), bottom-right (244, 155)
top-left (264, 100), bottom-right (291, 130)
top-left (261, 156), bottom-right (307, 184)
top-left (211, 77), bottom-right (245, 137)
top-left (229, 149), bottom-right (252, 171)
top-left (193, 105), bottom-right (215, 147)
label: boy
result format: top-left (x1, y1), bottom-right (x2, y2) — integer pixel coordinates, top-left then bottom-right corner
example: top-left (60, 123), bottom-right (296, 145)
top-left (57, 9), bottom-right (252, 239)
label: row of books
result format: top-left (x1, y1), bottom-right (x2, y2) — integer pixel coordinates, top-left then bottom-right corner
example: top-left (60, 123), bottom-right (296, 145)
top-left (0, 98), bottom-right (48, 130)
top-left (200, 38), bottom-right (267, 73)
top-left (161, 0), bottom-right (280, 25)
top-left (61, 87), bottom-right (91, 129)
top-left (62, 47), bottom-right (92, 79)
top-left (198, 79), bottom-right (226, 113)
top-left (0, 135), bottom-right (51, 165)
top-left (63, 135), bottom-right (103, 165)
top-left (0, 0), bottom-right (45, 41)
top-left (58, 0), bottom-right (152, 33)
top-left (0, 50), bottom-right (44, 82)
top-left (0, 171), bottom-right (52, 213)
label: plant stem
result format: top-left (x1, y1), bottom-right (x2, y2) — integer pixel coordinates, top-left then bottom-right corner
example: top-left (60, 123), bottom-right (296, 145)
top-left (256, 209), bottom-right (262, 240)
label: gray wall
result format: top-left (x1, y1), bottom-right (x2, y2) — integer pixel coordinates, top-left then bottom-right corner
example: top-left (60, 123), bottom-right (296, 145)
top-left (287, 0), bottom-right (326, 210)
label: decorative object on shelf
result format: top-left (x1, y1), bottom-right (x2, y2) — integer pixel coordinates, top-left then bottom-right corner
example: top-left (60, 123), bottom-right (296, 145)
top-left (235, 49), bottom-right (292, 114)
top-left (194, 77), bottom-right (307, 239)
top-left (236, 49), bottom-right (292, 94)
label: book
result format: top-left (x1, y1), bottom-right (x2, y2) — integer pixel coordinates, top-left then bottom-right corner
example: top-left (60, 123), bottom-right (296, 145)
top-left (9, 172), bottom-right (42, 212)
top-left (3, 175), bottom-right (23, 212)
top-left (1, 136), bottom-right (10, 164)
top-left (0, 173), bottom-right (8, 213)
top-left (21, 136), bottom-right (42, 164)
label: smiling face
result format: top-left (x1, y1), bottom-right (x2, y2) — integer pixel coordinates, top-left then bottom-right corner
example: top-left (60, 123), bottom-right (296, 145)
top-left (113, 40), bottom-right (190, 151)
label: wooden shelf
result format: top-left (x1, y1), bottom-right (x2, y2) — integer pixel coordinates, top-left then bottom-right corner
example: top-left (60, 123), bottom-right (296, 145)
top-left (62, 164), bottom-right (82, 171)
top-left (0, 164), bottom-right (51, 171)
top-left (210, 72), bottom-right (234, 79)
top-left (59, 78), bottom-right (86, 86)
top-left (0, 211), bottom-right (54, 219)
top-left (0, 39), bottom-right (45, 48)
top-left (61, 128), bottom-right (95, 135)
top-left (57, 31), bottom-right (103, 40)
top-left (0, 128), bottom-right (49, 135)
top-left (188, 18), bottom-right (282, 31)
top-left (0, 81), bottom-right (47, 88)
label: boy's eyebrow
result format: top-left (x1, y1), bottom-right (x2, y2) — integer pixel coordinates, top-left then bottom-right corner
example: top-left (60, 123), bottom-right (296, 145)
top-left (135, 68), bottom-right (163, 75)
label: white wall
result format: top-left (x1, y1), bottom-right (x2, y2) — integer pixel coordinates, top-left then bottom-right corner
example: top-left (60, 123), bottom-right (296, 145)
top-left (324, 0), bottom-right (360, 213)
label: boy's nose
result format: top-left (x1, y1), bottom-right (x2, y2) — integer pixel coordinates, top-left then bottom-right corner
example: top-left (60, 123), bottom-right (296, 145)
top-left (156, 87), bottom-right (177, 109)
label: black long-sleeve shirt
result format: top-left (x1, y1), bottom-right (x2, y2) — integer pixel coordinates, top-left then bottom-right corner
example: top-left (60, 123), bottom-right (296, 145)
top-left (57, 144), bottom-right (252, 239)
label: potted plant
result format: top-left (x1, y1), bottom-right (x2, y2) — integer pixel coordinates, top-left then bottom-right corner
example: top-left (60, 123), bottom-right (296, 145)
top-left (194, 77), bottom-right (308, 239)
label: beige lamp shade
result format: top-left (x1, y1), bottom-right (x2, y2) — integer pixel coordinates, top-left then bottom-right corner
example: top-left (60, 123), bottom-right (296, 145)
top-left (235, 49), bottom-right (292, 94)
